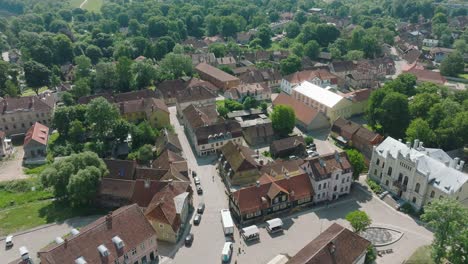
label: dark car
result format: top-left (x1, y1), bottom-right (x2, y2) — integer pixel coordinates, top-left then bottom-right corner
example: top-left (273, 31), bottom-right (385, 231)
top-left (197, 202), bottom-right (205, 214)
top-left (197, 185), bottom-right (203, 195)
top-left (185, 233), bottom-right (194, 246)
top-left (192, 171), bottom-right (197, 177)
top-left (193, 214), bottom-right (201, 225)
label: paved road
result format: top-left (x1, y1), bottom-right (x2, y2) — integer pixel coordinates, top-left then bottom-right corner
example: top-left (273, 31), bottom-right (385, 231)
top-left (160, 107), bottom-right (231, 263)
top-left (0, 147), bottom-right (28, 182)
top-left (0, 216), bottom-right (99, 263)
top-left (162, 106), bottom-right (433, 264)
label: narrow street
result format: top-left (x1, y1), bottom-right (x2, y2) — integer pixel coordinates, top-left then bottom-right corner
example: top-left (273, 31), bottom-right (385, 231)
top-left (160, 106), bottom-right (234, 263)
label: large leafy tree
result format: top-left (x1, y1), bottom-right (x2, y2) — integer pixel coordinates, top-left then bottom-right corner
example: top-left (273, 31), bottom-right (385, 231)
top-left (346, 210), bottom-right (372, 233)
top-left (280, 55), bottom-right (301, 75)
top-left (345, 149), bottom-right (366, 180)
top-left (41, 152), bottom-right (108, 207)
top-left (23, 60), bottom-right (51, 91)
top-left (116, 56), bottom-right (133, 92)
top-left (422, 199), bottom-right (468, 264)
top-left (405, 118), bottom-right (436, 146)
top-left (270, 105), bottom-right (295, 137)
top-left (157, 53), bottom-right (193, 80)
top-left (440, 52), bottom-right (464, 77)
top-left (85, 97), bottom-right (120, 140)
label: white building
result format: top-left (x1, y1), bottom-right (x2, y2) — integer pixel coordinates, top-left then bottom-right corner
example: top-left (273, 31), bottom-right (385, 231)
top-left (292, 81), bottom-right (365, 122)
top-left (300, 151), bottom-right (353, 202)
top-left (369, 137), bottom-right (468, 210)
top-left (280, 70), bottom-right (338, 95)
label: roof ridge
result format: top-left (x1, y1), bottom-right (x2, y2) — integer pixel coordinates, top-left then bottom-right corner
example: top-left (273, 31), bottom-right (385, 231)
top-left (308, 224), bottom-right (346, 260)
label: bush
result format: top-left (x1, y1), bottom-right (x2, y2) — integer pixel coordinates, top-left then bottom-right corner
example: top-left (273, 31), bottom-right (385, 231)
top-left (366, 178), bottom-right (382, 194)
top-left (400, 202), bottom-right (416, 215)
top-left (304, 136), bottom-right (314, 145)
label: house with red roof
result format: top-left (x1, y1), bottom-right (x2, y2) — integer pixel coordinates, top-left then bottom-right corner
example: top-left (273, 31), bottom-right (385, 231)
top-left (404, 64), bottom-right (447, 85)
top-left (23, 122), bottom-right (49, 164)
top-left (229, 172), bottom-right (314, 225)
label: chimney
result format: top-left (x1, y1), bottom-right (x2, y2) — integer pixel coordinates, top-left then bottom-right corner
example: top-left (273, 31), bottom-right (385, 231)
top-left (406, 141), bottom-right (411, 149)
top-left (168, 179), bottom-right (173, 185)
top-left (458, 161), bottom-right (465, 171)
top-left (64, 238), bottom-right (68, 248)
top-left (413, 139), bottom-right (419, 149)
top-left (451, 157), bottom-right (460, 169)
top-left (398, 139), bottom-right (402, 142)
top-left (418, 141), bottom-right (424, 150)
top-left (256, 180), bottom-right (260, 187)
top-left (106, 212), bottom-right (112, 229)
top-left (144, 178), bottom-right (150, 189)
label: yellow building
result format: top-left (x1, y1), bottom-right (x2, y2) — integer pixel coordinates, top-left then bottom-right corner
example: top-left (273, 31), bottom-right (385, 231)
top-left (118, 98), bottom-right (169, 128)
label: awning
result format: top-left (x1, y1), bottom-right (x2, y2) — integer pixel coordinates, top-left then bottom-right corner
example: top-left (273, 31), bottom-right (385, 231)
top-left (242, 225), bottom-right (259, 236)
top-left (266, 218), bottom-right (283, 229)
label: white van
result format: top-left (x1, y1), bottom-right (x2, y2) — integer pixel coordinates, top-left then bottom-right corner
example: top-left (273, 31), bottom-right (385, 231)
top-left (221, 242), bottom-right (233, 262)
top-left (242, 225), bottom-right (260, 241)
top-left (5, 235), bottom-right (13, 248)
top-left (266, 218), bottom-right (283, 234)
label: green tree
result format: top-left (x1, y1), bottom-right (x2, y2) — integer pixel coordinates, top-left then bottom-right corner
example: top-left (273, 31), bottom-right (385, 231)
top-left (271, 105), bottom-right (295, 137)
top-left (345, 50), bottom-right (364, 60)
top-left (131, 121), bottom-right (158, 149)
top-left (346, 149), bottom-right (366, 180)
top-left (453, 39), bottom-right (467, 54)
top-left (208, 43), bottom-right (227, 58)
top-left (379, 92), bottom-right (410, 138)
top-left (157, 53), bottom-right (193, 80)
top-left (74, 55), bottom-right (92, 79)
top-left (304, 40), bottom-right (320, 60)
top-left (257, 24), bottom-right (272, 48)
top-left (345, 210), bottom-right (372, 233)
top-left (285, 21), bottom-right (301, 39)
top-left (406, 118), bottom-right (436, 146)
top-left (23, 60), bottom-right (51, 91)
top-left (86, 97), bottom-right (120, 140)
top-left (132, 61), bottom-right (156, 90)
top-left (116, 56), bottom-right (133, 92)
top-left (85, 45), bottom-right (103, 65)
top-left (280, 55), bottom-right (301, 75)
top-left (410, 93), bottom-right (440, 119)
top-left (137, 144), bottom-right (154, 165)
top-left (304, 136), bottom-right (314, 145)
top-left (220, 16), bottom-right (239, 38)
top-left (440, 52), bottom-right (464, 77)
top-left (71, 78), bottom-right (91, 98)
top-left (147, 16), bottom-right (168, 38)
top-left (422, 199), bottom-right (468, 264)
top-left (95, 62), bottom-right (118, 91)
top-left (54, 34), bottom-right (73, 64)
top-left (68, 120), bottom-right (85, 143)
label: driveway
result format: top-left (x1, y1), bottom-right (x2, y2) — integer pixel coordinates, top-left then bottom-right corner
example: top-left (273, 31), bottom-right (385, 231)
top-left (0, 147), bottom-right (28, 182)
top-left (163, 107), bottom-right (433, 264)
top-left (0, 215), bottom-right (100, 263)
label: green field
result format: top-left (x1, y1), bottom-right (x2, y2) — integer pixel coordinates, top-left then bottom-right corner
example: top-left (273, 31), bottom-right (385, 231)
top-left (458, 73), bottom-right (468, 80)
top-left (69, 0), bottom-right (83, 8)
top-left (81, 0), bottom-right (103, 12)
top-left (0, 200), bottom-right (105, 236)
top-left (406, 245), bottom-right (435, 264)
top-left (0, 190), bottom-right (53, 209)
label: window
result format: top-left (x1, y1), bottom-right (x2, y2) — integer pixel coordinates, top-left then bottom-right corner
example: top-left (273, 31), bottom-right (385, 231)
top-left (347, 177), bottom-right (350, 182)
top-left (398, 173), bottom-right (403, 183)
top-left (318, 184), bottom-right (321, 190)
top-left (385, 180), bottom-right (389, 186)
top-left (430, 191), bottom-right (435, 198)
top-left (140, 243), bottom-right (145, 250)
top-left (333, 186), bottom-right (337, 192)
top-left (345, 186), bottom-right (348, 191)
top-left (412, 197), bottom-right (417, 203)
top-left (323, 183), bottom-right (327, 188)
top-left (387, 167), bottom-right (392, 176)
top-left (374, 169), bottom-right (377, 176)
top-left (376, 159), bottom-right (380, 165)
top-left (340, 187), bottom-right (343, 192)
top-left (403, 176), bottom-right (408, 186)
top-left (336, 175), bottom-right (339, 180)
top-left (131, 248), bottom-right (137, 256)
top-left (415, 183), bottom-right (420, 194)
top-left (274, 197), bottom-right (279, 204)
top-left (114, 260), bottom-right (119, 264)
top-left (281, 195), bottom-right (287, 202)
top-left (317, 193), bottom-right (321, 199)
top-left (341, 178), bottom-right (345, 183)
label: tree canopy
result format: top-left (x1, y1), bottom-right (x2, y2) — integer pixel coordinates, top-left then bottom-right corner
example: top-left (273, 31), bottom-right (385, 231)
top-left (271, 105), bottom-right (295, 137)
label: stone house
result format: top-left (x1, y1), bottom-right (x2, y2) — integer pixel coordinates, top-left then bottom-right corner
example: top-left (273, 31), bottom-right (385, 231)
top-left (238, 68), bottom-right (282, 88)
top-left (117, 98), bottom-right (169, 128)
top-left (270, 136), bottom-right (306, 158)
top-left (224, 83), bottom-right (271, 102)
top-left (23, 122), bottom-right (49, 165)
top-left (195, 63), bottom-right (240, 91)
top-left (175, 84), bottom-right (217, 117)
top-left (280, 69), bottom-right (339, 95)
top-left (216, 56), bottom-right (237, 68)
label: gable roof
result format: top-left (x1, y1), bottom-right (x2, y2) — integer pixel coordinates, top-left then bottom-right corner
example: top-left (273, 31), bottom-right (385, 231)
top-left (117, 98), bottom-right (168, 115)
top-left (194, 120), bottom-right (242, 145)
top-left (231, 173), bottom-right (313, 214)
top-left (219, 141), bottom-right (260, 173)
top-left (287, 223), bottom-right (371, 264)
top-left (1, 95), bottom-right (54, 115)
top-left (155, 129), bottom-right (182, 153)
top-left (284, 70), bottom-right (338, 84)
top-left (152, 149), bottom-right (186, 171)
top-left (270, 136), bottom-right (305, 153)
top-left (304, 152), bottom-right (352, 181)
top-left (175, 84), bottom-right (217, 104)
top-left (195, 62), bottom-right (240, 82)
top-left (182, 104), bottom-right (219, 129)
top-left (38, 204), bottom-right (157, 264)
top-left (404, 68), bottom-right (446, 85)
top-left (294, 81), bottom-right (344, 108)
top-left (331, 117), bottom-right (360, 140)
top-left (99, 178), bottom-right (135, 200)
top-left (104, 159), bottom-right (137, 180)
top-left (24, 122), bottom-right (49, 146)
top-left (260, 159), bottom-right (305, 179)
top-left (273, 93), bottom-right (322, 125)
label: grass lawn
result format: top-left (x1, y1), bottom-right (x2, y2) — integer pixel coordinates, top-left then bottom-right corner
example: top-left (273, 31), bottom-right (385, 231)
top-left (0, 200), bottom-right (105, 236)
top-left (458, 73), bottom-right (468, 79)
top-left (0, 190), bottom-right (53, 209)
top-left (21, 87), bottom-right (48, 97)
top-left (82, 0), bottom-right (103, 12)
top-left (406, 245), bottom-right (435, 264)
top-left (69, 0), bottom-right (83, 8)
top-left (216, 100), bottom-right (225, 108)
top-left (24, 164), bottom-right (49, 175)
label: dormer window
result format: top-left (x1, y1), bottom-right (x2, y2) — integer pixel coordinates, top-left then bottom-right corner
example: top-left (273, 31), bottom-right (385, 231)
top-left (75, 257), bottom-right (87, 264)
top-left (112, 236), bottom-right (125, 249)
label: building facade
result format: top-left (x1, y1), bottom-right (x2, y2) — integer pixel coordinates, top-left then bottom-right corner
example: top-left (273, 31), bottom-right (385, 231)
top-left (195, 62), bottom-right (240, 91)
top-left (0, 131), bottom-right (13, 158)
top-left (300, 151), bottom-right (353, 203)
top-left (368, 137), bottom-right (468, 210)
top-left (23, 122), bottom-right (49, 165)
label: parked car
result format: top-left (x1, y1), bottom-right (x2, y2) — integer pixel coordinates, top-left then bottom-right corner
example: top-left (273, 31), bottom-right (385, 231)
top-left (197, 185), bottom-right (203, 195)
top-left (379, 191), bottom-right (389, 199)
top-left (221, 242), bottom-right (233, 263)
top-left (288, 155), bottom-right (297, 160)
top-left (194, 176), bottom-right (201, 185)
top-left (5, 235), bottom-right (13, 248)
top-left (185, 233), bottom-right (194, 246)
top-left (194, 214), bottom-right (202, 225)
top-left (197, 202), bottom-right (205, 214)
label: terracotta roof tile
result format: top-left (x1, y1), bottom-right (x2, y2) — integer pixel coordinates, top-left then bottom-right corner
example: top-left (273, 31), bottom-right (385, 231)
top-left (273, 93), bottom-right (321, 125)
top-left (195, 63), bottom-right (240, 82)
top-left (304, 152), bottom-right (352, 181)
top-left (175, 84), bottom-right (217, 104)
top-left (99, 178), bottom-right (135, 200)
top-left (219, 141), bottom-right (260, 173)
top-left (194, 121), bottom-right (242, 145)
top-left (287, 223), bottom-right (371, 264)
top-left (270, 135), bottom-right (305, 153)
top-left (38, 204), bottom-right (157, 264)
top-left (331, 117), bottom-right (360, 140)
top-left (103, 159), bottom-right (137, 180)
top-left (0, 95), bottom-right (54, 115)
top-left (23, 122), bottom-right (49, 146)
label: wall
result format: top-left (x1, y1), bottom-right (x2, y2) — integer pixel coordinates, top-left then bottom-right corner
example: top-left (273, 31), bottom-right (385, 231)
top-left (0, 110), bottom-right (52, 136)
top-left (152, 221), bottom-right (177, 243)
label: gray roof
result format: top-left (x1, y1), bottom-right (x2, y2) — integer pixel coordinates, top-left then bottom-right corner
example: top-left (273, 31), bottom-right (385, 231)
top-left (375, 137), bottom-right (467, 194)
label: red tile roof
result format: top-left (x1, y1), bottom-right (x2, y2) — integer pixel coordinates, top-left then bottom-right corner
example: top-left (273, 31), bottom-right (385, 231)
top-left (405, 68), bottom-right (446, 85)
top-left (103, 159), bottom-right (137, 180)
top-left (38, 204), bottom-right (157, 264)
top-left (284, 70), bottom-right (338, 84)
top-left (0, 95), bottom-right (54, 115)
top-left (231, 173), bottom-right (313, 214)
top-left (331, 117), bottom-right (361, 140)
top-left (303, 152), bottom-right (352, 181)
top-left (273, 93), bottom-right (320, 125)
top-left (344, 89), bottom-right (371, 102)
top-left (23, 122), bottom-right (49, 146)
top-left (99, 178), bottom-right (135, 200)
top-left (287, 223), bottom-right (370, 264)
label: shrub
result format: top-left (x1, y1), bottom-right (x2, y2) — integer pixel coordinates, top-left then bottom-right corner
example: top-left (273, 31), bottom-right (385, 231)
top-left (400, 202), bottom-right (416, 215)
top-left (304, 136), bottom-right (314, 145)
top-left (366, 178), bottom-right (382, 194)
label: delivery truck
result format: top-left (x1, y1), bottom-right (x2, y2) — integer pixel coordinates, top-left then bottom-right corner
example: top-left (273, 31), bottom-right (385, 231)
top-left (220, 209), bottom-right (234, 236)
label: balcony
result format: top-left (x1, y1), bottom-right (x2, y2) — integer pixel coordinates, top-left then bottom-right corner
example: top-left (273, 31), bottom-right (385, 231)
top-left (392, 181), bottom-right (407, 192)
